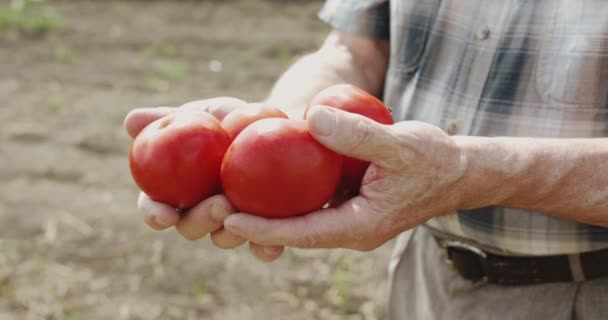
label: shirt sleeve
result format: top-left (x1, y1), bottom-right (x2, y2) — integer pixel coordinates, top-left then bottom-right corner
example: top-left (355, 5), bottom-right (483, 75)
top-left (318, 0), bottom-right (390, 40)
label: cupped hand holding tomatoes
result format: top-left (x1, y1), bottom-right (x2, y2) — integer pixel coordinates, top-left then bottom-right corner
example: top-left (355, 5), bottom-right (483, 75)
top-left (305, 84), bottom-right (394, 195)
top-left (128, 100), bottom-right (288, 211)
top-left (125, 98), bottom-right (286, 262)
top-left (125, 87), bottom-right (396, 261)
top-left (224, 102), bottom-right (466, 254)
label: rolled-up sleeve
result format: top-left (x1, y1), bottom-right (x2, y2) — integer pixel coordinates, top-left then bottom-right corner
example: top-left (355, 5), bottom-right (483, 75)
top-left (318, 0), bottom-right (390, 40)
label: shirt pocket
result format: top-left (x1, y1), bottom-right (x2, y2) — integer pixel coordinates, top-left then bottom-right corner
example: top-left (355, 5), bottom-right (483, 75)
top-left (392, 1), bottom-right (440, 73)
top-left (536, 2), bottom-right (608, 107)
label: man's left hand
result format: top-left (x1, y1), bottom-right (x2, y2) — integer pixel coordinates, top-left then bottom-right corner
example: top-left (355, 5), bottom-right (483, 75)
top-left (224, 105), bottom-right (470, 251)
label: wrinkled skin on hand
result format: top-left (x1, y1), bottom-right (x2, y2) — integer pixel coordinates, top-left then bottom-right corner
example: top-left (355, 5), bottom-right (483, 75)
top-left (223, 105), bottom-right (468, 252)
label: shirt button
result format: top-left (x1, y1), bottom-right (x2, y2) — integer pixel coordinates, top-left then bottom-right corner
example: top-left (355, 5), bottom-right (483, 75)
top-left (474, 25), bottom-right (491, 40)
top-left (446, 120), bottom-right (460, 135)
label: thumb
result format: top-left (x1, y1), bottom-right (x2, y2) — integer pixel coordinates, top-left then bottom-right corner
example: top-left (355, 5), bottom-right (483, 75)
top-left (307, 105), bottom-right (398, 165)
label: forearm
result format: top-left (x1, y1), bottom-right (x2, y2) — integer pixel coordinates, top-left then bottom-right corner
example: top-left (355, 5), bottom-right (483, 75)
top-left (456, 136), bottom-right (608, 226)
top-left (264, 31), bottom-right (388, 118)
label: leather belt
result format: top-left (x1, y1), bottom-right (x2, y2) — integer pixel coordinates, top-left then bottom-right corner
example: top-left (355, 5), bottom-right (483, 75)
top-left (434, 237), bottom-right (608, 286)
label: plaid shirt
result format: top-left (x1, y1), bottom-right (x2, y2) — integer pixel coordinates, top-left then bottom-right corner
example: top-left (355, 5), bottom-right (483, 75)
top-left (319, 0), bottom-right (608, 255)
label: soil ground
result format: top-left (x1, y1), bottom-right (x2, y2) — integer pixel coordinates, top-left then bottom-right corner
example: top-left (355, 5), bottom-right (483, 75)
top-left (0, 1), bottom-right (393, 319)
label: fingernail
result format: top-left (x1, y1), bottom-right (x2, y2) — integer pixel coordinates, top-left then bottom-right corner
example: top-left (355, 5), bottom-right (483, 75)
top-left (263, 245), bottom-right (282, 256)
top-left (210, 204), bottom-right (230, 222)
top-left (312, 107), bottom-right (336, 136)
top-left (224, 219), bottom-right (244, 236)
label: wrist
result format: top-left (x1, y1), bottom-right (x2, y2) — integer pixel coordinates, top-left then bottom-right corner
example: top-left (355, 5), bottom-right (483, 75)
top-left (451, 135), bottom-right (513, 210)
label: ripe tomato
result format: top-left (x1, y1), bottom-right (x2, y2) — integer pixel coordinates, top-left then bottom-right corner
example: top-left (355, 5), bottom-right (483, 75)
top-left (305, 84), bottom-right (394, 194)
top-left (221, 118), bottom-right (343, 218)
top-left (129, 110), bottom-right (231, 209)
top-left (221, 103), bottom-right (287, 139)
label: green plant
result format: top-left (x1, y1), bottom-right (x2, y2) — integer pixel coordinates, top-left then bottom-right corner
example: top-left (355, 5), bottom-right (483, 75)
top-left (331, 265), bottom-right (352, 307)
top-left (141, 60), bottom-right (189, 92)
top-left (47, 92), bottom-right (63, 111)
top-left (22, 10), bottom-right (61, 33)
top-left (140, 44), bottom-right (156, 57)
top-left (53, 44), bottom-right (75, 63)
top-left (143, 73), bottom-right (169, 92)
top-left (191, 283), bottom-right (207, 300)
top-left (46, 82), bottom-right (64, 111)
top-left (62, 310), bottom-right (85, 320)
top-left (156, 61), bottom-right (188, 80)
top-left (278, 42), bottom-right (294, 66)
top-left (11, 0), bottom-right (43, 12)
top-left (234, 69), bottom-right (250, 84)
top-left (140, 42), bottom-right (178, 58)
top-left (160, 43), bottom-right (177, 58)
top-left (0, 0), bottom-right (63, 35)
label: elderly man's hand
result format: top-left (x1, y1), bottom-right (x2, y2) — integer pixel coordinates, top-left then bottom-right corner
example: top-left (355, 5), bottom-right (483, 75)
top-left (124, 98), bottom-right (284, 262)
top-left (223, 106), bottom-right (469, 251)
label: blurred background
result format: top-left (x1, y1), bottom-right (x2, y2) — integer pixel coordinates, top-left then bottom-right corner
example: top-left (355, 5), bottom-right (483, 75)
top-left (0, 1), bottom-right (393, 319)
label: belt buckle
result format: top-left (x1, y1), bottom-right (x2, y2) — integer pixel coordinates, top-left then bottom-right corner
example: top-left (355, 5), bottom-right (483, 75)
top-left (440, 239), bottom-right (489, 284)
top-left (441, 239), bottom-right (487, 264)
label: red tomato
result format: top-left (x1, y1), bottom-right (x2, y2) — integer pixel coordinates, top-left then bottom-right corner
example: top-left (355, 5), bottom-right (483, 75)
top-left (129, 110), bottom-right (231, 209)
top-left (305, 84), bottom-right (394, 194)
top-left (221, 118), bottom-right (343, 218)
top-left (221, 103), bottom-right (287, 140)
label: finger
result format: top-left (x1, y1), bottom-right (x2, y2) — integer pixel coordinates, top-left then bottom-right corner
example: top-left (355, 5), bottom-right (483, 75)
top-left (175, 194), bottom-right (235, 240)
top-left (210, 227), bottom-right (247, 249)
top-left (180, 97), bottom-right (247, 121)
top-left (124, 107), bottom-right (176, 139)
top-left (249, 242), bottom-right (284, 263)
top-left (224, 197), bottom-right (375, 249)
top-left (138, 192), bottom-right (180, 230)
top-left (307, 105), bottom-right (398, 167)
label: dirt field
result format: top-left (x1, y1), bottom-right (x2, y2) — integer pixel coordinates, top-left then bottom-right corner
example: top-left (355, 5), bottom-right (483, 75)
top-left (0, 1), bottom-right (394, 319)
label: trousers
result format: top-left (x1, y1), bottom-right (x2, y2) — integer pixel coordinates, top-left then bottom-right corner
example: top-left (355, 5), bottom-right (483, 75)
top-left (386, 227), bottom-right (608, 320)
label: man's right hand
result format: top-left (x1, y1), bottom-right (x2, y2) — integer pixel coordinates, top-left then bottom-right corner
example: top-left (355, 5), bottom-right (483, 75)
top-left (124, 97), bottom-right (285, 262)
